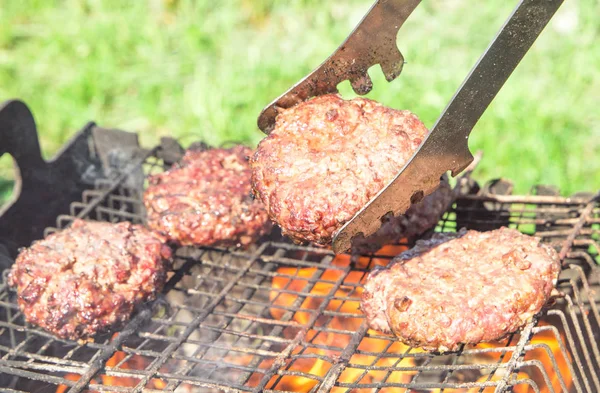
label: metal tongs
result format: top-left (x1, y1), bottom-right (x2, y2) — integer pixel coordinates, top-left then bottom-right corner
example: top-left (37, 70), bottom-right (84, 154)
top-left (257, 0), bottom-right (564, 253)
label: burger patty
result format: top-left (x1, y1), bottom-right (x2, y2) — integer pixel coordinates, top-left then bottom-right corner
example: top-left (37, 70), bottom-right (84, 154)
top-left (361, 227), bottom-right (560, 352)
top-left (351, 175), bottom-right (453, 254)
top-left (251, 94), bottom-right (429, 246)
top-left (144, 146), bottom-right (273, 247)
top-left (8, 219), bottom-right (172, 341)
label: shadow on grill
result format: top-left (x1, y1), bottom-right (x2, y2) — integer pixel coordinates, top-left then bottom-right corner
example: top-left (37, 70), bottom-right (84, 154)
top-left (0, 148), bottom-right (598, 393)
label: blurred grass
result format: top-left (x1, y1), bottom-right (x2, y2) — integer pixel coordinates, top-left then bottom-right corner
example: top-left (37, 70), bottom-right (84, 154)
top-left (0, 0), bottom-right (598, 202)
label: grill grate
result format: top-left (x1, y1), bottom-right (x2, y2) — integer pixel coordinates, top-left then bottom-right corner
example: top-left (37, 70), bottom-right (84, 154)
top-left (0, 147), bottom-right (598, 393)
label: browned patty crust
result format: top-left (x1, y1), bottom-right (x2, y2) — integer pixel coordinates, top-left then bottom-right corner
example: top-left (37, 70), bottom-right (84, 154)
top-left (8, 219), bottom-right (172, 340)
top-left (351, 175), bottom-right (453, 254)
top-left (144, 146), bottom-right (273, 247)
top-left (361, 228), bottom-right (560, 352)
top-left (251, 94), bottom-right (429, 245)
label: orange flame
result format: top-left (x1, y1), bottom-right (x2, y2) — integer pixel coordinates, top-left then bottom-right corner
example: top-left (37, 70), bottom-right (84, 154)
top-left (262, 244), bottom-right (418, 392)
top-left (258, 241), bottom-right (574, 392)
top-left (459, 321), bottom-right (573, 393)
top-left (56, 336), bottom-right (166, 393)
top-left (56, 241), bottom-right (573, 393)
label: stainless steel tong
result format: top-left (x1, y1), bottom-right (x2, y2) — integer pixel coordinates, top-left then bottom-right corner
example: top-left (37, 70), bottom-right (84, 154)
top-left (257, 0), bottom-right (564, 254)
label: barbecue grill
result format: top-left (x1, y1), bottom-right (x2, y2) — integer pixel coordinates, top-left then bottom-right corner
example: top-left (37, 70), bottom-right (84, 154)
top-left (0, 101), bottom-right (598, 393)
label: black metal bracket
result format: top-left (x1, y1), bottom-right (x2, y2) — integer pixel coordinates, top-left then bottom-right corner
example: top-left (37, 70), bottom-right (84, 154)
top-left (0, 100), bottom-right (140, 260)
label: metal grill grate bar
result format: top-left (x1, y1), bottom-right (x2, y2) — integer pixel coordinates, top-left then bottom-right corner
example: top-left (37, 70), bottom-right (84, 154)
top-left (129, 244), bottom-right (269, 393)
top-left (0, 149), bottom-right (598, 393)
top-left (252, 259), bottom-right (351, 392)
top-left (158, 248), bottom-right (285, 391)
top-left (68, 308), bottom-right (154, 393)
top-left (529, 325), bottom-right (582, 393)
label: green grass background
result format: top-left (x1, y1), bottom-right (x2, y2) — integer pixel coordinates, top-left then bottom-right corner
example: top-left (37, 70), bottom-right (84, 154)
top-left (0, 0), bottom-right (598, 203)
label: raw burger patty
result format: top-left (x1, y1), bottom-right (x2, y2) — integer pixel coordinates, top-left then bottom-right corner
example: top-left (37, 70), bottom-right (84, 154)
top-left (251, 93), bottom-right (430, 246)
top-left (8, 219), bottom-right (172, 340)
top-left (351, 175), bottom-right (453, 254)
top-left (361, 227), bottom-right (560, 352)
top-left (144, 146), bottom-right (272, 247)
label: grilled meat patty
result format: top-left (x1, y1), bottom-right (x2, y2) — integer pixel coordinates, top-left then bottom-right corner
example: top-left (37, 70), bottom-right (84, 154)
top-left (251, 94), bottom-right (429, 246)
top-left (144, 146), bottom-right (273, 247)
top-left (351, 175), bottom-right (453, 254)
top-left (361, 227), bottom-right (560, 352)
top-left (8, 219), bottom-right (172, 340)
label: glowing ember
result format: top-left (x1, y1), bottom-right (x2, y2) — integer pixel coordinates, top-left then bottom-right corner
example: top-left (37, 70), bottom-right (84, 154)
top-left (263, 244), bottom-right (418, 392)
top-left (56, 339), bottom-right (166, 393)
top-left (464, 321), bottom-right (573, 393)
top-left (261, 242), bottom-right (573, 392)
top-left (56, 241), bottom-right (573, 393)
